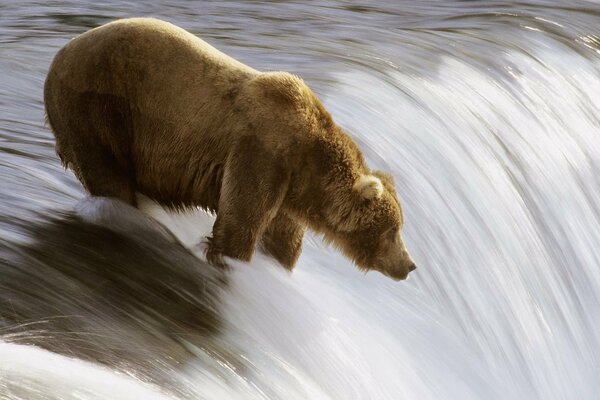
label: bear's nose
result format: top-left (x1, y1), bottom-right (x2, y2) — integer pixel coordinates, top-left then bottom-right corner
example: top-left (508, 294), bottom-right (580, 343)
top-left (408, 263), bottom-right (417, 272)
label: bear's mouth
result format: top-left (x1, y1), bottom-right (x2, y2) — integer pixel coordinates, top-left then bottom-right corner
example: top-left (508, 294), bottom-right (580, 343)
top-left (382, 270), bottom-right (409, 281)
top-left (378, 263), bottom-right (415, 281)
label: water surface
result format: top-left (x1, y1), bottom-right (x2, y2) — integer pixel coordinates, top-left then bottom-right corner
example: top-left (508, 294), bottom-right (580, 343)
top-left (1, 1), bottom-right (600, 399)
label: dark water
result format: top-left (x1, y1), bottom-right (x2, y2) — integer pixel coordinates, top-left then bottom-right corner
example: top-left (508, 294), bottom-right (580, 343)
top-left (1, 1), bottom-right (600, 399)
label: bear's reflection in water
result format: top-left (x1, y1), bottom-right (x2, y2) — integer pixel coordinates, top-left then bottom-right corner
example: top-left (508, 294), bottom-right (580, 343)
top-left (0, 197), bottom-right (226, 394)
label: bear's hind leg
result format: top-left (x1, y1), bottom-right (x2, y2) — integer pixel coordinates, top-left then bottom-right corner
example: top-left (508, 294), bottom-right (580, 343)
top-left (70, 137), bottom-right (137, 206)
top-left (49, 90), bottom-right (137, 206)
top-left (260, 212), bottom-right (305, 270)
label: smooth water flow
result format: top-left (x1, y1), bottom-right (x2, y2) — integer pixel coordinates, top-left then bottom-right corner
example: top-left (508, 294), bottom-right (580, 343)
top-left (1, 1), bottom-right (600, 399)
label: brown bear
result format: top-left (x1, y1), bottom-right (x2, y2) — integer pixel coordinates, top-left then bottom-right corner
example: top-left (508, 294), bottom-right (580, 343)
top-left (44, 18), bottom-right (417, 280)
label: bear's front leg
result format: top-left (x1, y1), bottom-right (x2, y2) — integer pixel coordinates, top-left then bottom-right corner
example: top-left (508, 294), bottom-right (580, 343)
top-left (261, 212), bottom-right (305, 270)
top-left (207, 222), bottom-right (266, 268)
top-left (206, 136), bottom-right (289, 268)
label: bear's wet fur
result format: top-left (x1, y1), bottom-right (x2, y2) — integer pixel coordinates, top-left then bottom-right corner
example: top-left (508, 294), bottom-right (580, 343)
top-left (44, 18), bottom-right (416, 280)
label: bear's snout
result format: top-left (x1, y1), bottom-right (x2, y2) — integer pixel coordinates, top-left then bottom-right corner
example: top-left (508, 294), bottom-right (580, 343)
top-left (380, 261), bottom-right (416, 281)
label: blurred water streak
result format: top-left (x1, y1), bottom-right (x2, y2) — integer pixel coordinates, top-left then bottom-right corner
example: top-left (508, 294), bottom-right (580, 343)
top-left (1, 1), bottom-right (600, 399)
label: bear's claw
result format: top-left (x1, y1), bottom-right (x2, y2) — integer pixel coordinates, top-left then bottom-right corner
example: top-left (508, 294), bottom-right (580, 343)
top-left (203, 237), bottom-right (230, 270)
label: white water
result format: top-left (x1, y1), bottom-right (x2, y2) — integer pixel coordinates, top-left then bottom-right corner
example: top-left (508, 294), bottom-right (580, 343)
top-left (6, 47), bottom-right (599, 399)
top-left (2, 2), bottom-right (600, 399)
top-left (176, 48), bottom-right (600, 400)
top-left (0, 343), bottom-right (173, 400)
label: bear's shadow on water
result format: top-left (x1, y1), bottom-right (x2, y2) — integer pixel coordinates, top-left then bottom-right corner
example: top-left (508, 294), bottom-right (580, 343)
top-left (0, 197), bottom-right (226, 388)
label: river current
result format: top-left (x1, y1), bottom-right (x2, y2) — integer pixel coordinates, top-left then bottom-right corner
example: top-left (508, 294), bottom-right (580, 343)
top-left (1, 1), bottom-right (600, 399)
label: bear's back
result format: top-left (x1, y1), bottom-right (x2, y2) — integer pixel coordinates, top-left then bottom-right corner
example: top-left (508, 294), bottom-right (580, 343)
top-left (96, 18), bottom-right (253, 73)
top-left (47, 18), bottom-right (256, 97)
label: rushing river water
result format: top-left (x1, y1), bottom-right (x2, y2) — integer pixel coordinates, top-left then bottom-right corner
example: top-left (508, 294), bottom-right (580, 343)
top-left (2, 1), bottom-right (600, 399)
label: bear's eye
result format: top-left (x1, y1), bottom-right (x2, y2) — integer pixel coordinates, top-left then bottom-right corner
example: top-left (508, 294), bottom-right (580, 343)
top-left (386, 228), bottom-right (398, 242)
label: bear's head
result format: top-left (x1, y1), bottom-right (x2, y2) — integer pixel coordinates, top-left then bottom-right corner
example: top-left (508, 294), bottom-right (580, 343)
top-left (325, 171), bottom-right (416, 281)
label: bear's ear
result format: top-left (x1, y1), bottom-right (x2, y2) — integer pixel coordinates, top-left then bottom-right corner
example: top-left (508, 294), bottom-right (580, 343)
top-left (353, 174), bottom-right (384, 200)
top-left (372, 170), bottom-right (396, 192)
